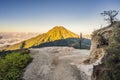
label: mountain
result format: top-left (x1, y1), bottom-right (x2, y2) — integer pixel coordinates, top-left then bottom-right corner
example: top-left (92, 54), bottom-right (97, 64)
top-left (0, 26), bottom-right (81, 51)
top-left (44, 26), bottom-right (79, 41)
top-left (33, 38), bottom-right (91, 49)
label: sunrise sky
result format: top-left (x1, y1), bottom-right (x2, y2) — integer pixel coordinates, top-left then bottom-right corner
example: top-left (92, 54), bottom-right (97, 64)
top-left (0, 0), bottom-right (120, 34)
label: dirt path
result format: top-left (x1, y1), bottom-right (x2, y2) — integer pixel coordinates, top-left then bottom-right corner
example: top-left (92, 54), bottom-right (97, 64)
top-left (23, 47), bottom-right (90, 80)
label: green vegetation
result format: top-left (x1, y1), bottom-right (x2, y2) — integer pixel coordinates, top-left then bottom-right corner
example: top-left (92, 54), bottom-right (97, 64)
top-left (0, 50), bottom-right (32, 80)
top-left (92, 22), bottom-right (120, 80)
top-left (101, 26), bottom-right (120, 80)
top-left (20, 41), bottom-right (26, 50)
top-left (33, 38), bottom-right (91, 49)
top-left (1, 26), bottom-right (79, 51)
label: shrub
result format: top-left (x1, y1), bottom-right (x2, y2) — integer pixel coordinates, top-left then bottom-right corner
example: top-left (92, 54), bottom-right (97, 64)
top-left (0, 51), bottom-right (32, 80)
top-left (101, 27), bottom-right (120, 80)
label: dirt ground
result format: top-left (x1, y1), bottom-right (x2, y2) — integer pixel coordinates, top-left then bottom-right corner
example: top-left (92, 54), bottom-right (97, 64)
top-left (23, 47), bottom-right (90, 80)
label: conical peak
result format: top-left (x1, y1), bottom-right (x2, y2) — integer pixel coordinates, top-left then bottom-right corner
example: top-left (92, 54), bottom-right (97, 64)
top-left (47, 26), bottom-right (67, 33)
top-left (53, 26), bottom-right (65, 29)
top-left (2, 25), bottom-right (79, 50)
top-left (54, 26), bottom-right (64, 28)
top-left (46, 26), bottom-right (79, 40)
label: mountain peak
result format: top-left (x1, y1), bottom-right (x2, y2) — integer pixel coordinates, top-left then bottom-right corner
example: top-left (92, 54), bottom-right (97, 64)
top-left (54, 26), bottom-right (64, 28)
top-left (51, 26), bottom-right (65, 30)
top-left (2, 26), bottom-right (79, 50)
top-left (46, 26), bottom-right (78, 37)
top-left (46, 26), bottom-right (79, 41)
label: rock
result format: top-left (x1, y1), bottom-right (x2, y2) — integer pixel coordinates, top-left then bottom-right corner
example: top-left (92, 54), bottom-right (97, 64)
top-left (53, 60), bottom-right (81, 80)
top-left (23, 49), bottom-right (53, 80)
top-left (91, 21), bottom-right (120, 80)
top-left (85, 22), bottom-right (119, 63)
top-left (23, 47), bottom-right (88, 80)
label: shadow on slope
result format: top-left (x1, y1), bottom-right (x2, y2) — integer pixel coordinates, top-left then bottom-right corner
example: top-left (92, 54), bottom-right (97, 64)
top-left (32, 38), bottom-right (91, 49)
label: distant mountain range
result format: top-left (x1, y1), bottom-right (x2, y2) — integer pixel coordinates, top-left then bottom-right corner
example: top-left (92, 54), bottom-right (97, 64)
top-left (0, 26), bottom-right (91, 51)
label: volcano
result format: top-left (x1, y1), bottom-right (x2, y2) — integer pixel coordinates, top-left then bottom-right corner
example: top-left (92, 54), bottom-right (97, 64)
top-left (2, 26), bottom-right (82, 50)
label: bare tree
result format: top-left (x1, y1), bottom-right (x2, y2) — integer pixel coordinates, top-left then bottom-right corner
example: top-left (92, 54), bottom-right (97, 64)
top-left (101, 10), bottom-right (119, 24)
top-left (20, 41), bottom-right (25, 50)
top-left (79, 33), bottom-right (82, 49)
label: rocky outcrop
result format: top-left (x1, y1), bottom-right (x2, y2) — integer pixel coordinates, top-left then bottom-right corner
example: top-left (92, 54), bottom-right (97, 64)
top-left (23, 47), bottom-right (90, 80)
top-left (90, 21), bottom-right (120, 80)
top-left (85, 22), bottom-right (120, 64)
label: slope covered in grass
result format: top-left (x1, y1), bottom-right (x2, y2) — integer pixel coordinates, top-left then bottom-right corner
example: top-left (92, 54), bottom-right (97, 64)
top-left (1, 26), bottom-right (79, 51)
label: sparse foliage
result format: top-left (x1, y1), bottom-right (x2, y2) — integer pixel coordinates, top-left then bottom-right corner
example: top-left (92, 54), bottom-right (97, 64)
top-left (101, 10), bottom-right (119, 24)
top-left (20, 41), bottom-right (26, 50)
top-left (97, 26), bottom-right (120, 80)
top-left (0, 51), bottom-right (32, 80)
top-left (79, 33), bottom-right (82, 49)
top-left (101, 35), bottom-right (120, 80)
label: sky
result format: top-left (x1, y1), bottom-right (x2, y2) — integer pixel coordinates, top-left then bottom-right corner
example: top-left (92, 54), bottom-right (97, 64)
top-left (0, 0), bottom-right (120, 34)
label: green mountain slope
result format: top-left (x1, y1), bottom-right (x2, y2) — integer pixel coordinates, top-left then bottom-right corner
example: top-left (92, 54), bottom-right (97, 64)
top-left (1, 26), bottom-right (79, 51)
top-left (33, 38), bottom-right (91, 49)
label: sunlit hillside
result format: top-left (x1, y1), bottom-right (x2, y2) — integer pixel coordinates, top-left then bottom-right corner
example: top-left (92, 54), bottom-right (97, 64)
top-left (0, 26), bottom-right (79, 51)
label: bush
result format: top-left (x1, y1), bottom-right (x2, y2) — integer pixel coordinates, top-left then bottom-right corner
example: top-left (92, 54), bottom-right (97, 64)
top-left (0, 51), bottom-right (32, 80)
top-left (101, 28), bottom-right (120, 80)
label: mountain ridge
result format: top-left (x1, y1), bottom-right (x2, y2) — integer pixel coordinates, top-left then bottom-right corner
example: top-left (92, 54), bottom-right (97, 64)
top-left (0, 26), bottom-right (80, 51)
